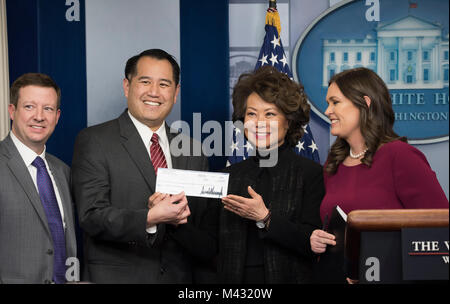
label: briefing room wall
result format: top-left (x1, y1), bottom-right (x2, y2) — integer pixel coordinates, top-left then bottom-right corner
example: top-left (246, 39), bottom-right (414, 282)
top-left (5, 0), bottom-right (448, 199)
top-left (227, 0), bottom-right (332, 167)
top-left (180, 0), bottom-right (230, 171)
top-left (289, 0), bottom-right (449, 199)
top-left (228, 0), bottom-right (448, 199)
top-left (85, 0), bottom-right (181, 128)
top-left (6, 0), bottom-right (87, 166)
top-left (5, 0), bottom-right (230, 170)
top-left (6, 0), bottom-right (182, 167)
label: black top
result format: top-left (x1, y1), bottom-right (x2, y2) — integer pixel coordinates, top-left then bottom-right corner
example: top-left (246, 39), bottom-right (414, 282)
top-left (218, 143), bottom-right (325, 284)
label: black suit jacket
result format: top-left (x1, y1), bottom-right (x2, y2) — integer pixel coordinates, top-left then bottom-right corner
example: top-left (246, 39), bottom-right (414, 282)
top-left (71, 111), bottom-right (216, 283)
top-left (218, 146), bottom-right (324, 283)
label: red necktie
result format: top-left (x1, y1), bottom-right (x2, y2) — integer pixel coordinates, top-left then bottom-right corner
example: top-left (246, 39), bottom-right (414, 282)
top-left (150, 133), bottom-right (167, 175)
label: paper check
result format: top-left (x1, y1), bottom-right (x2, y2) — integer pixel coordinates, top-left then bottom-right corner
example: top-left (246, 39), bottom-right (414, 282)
top-left (155, 168), bottom-right (229, 199)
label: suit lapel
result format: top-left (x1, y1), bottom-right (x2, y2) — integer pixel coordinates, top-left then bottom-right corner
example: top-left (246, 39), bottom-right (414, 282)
top-left (118, 112), bottom-right (157, 193)
top-left (46, 158), bottom-right (77, 255)
top-left (2, 135), bottom-right (51, 237)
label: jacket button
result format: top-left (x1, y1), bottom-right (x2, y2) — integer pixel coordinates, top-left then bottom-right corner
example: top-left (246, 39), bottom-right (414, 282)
top-left (46, 249), bottom-right (53, 255)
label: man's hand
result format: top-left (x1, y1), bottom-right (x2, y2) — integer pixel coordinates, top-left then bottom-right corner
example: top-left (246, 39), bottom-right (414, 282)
top-left (146, 192), bottom-right (190, 227)
top-left (148, 192), bottom-right (170, 209)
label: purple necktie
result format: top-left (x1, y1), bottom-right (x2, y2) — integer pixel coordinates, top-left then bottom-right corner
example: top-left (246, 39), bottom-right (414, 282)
top-left (32, 156), bottom-right (67, 284)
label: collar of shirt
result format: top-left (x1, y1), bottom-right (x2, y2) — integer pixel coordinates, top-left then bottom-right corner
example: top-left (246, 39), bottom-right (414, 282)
top-left (9, 131), bottom-right (66, 228)
top-left (10, 131), bottom-right (47, 166)
top-left (127, 110), bottom-right (172, 169)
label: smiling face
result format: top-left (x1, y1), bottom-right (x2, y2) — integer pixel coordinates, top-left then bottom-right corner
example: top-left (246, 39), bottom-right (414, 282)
top-left (8, 85), bottom-right (60, 154)
top-left (325, 82), bottom-right (362, 141)
top-left (244, 92), bottom-right (289, 150)
top-left (124, 56), bottom-right (180, 131)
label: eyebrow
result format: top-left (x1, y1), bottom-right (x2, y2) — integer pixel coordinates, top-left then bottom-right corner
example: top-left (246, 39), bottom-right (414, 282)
top-left (137, 76), bottom-right (173, 84)
top-left (21, 100), bottom-right (57, 108)
top-left (326, 96), bottom-right (339, 103)
top-left (246, 106), bottom-right (278, 112)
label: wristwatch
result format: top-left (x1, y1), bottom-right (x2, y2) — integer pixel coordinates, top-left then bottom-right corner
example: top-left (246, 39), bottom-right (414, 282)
top-left (256, 210), bottom-right (271, 229)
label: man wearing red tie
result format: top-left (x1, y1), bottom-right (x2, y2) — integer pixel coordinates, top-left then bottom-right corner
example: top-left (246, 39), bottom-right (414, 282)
top-left (72, 49), bottom-right (216, 283)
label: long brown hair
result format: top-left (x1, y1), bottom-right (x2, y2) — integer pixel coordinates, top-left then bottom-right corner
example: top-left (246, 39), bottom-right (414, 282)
top-left (325, 67), bottom-right (406, 175)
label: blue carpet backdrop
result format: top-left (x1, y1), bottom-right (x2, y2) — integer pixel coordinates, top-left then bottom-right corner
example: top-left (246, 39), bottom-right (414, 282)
top-left (7, 0), bottom-right (230, 170)
top-left (180, 0), bottom-right (230, 171)
top-left (6, 0), bottom-right (87, 166)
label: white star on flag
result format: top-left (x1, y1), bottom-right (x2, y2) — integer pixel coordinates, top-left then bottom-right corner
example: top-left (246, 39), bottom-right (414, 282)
top-left (244, 141), bottom-right (253, 152)
top-left (302, 125), bottom-right (308, 134)
top-left (296, 141), bottom-right (305, 152)
top-left (308, 140), bottom-right (318, 153)
top-left (230, 141), bottom-right (239, 153)
top-left (280, 54), bottom-right (288, 68)
top-left (270, 36), bottom-right (281, 49)
top-left (269, 53), bottom-right (278, 66)
top-left (258, 54), bottom-right (268, 66)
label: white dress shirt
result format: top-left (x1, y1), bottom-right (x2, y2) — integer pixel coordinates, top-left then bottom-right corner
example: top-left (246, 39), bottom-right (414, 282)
top-left (10, 132), bottom-right (66, 230)
top-left (128, 111), bottom-right (173, 234)
top-left (128, 111), bottom-right (173, 170)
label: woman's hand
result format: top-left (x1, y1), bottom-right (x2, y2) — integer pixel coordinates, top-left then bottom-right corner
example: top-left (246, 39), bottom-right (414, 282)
top-left (310, 229), bottom-right (336, 254)
top-left (222, 186), bottom-right (269, 221)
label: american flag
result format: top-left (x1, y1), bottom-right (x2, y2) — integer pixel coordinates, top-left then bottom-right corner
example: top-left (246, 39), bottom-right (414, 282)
top-left (227, 23), bottom-right (320, 166)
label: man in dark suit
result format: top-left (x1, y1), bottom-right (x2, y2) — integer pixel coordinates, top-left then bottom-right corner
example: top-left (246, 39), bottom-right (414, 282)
top-left (0, 73), bottom-right (77, 284)
top-left (71, 49), bottom-right (217, 283)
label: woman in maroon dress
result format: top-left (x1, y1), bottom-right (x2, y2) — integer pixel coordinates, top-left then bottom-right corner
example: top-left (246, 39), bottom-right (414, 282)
top-left (310, 67), bottom-right (448, 260)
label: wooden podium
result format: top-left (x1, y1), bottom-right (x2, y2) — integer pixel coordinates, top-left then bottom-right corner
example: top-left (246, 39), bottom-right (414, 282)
top-left (345, 209), bottom-right (449, 283)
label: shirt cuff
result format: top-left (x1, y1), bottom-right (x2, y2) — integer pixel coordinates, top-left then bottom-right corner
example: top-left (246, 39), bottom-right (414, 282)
top-left (146, 225), bottom-right (157, 234)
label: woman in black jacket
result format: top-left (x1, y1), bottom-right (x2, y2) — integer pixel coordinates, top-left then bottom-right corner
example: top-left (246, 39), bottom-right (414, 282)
top-left (218, 66), bottom-right (325, 283)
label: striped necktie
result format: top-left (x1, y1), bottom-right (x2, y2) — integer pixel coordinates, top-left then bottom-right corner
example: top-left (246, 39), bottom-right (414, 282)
top-left (150, 133), bottom-right (167, 175)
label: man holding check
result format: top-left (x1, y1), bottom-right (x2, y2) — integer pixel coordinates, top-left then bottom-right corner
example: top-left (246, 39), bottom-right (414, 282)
top-left (72, 49), bottom-right (217, 283)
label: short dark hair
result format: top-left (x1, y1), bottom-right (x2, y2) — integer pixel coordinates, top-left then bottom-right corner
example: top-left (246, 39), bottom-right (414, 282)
top-left (10, 73), bottom-right (61, 108)
top-left (124, 49), bottom-right (180, 85)
top-left (232, 66), bottom-right (310, 147)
